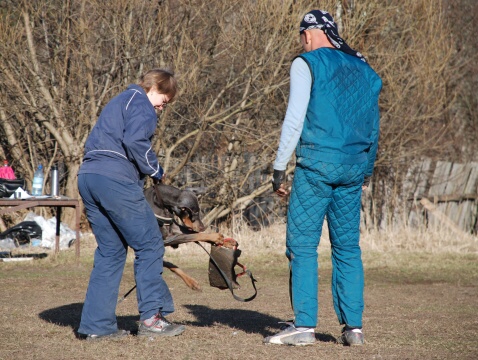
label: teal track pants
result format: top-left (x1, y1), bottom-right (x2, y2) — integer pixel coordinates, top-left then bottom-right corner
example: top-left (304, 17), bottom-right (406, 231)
top-left (286, 160), bottom-right (367, 328)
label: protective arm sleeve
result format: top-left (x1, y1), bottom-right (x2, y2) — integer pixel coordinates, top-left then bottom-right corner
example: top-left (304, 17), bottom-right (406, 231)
top-left (273, 57), bottom-right (311, 171)
top-left (122, 104), bottom-right (164, 180)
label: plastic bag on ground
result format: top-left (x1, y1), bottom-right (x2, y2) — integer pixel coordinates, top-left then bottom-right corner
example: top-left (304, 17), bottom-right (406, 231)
top-left (23, 212), bottom-right (78, 250)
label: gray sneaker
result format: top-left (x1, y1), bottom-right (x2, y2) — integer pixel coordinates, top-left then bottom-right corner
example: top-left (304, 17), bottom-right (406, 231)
top-left (263, 323), bottom-right (315, 346)
top-left (138, 313), bottom-right (185, 337)
top-left (337, 328), bottom-right (364, 346)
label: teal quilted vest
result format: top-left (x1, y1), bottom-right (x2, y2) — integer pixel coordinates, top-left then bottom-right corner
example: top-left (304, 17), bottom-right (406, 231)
top-left (297, 48), bottom-right (382, 174)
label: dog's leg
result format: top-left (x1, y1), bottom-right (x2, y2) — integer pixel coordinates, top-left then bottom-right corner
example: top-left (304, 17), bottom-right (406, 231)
top-left (164, 232), bottom-right (230, 247)
top-left (163, 261), bottom-right (201, 291)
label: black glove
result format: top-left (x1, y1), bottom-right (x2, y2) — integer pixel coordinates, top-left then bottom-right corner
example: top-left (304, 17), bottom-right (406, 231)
top-left (363, 175), bottom-right (371, 187)
top-left (271, 170), bottom-right (285, 192)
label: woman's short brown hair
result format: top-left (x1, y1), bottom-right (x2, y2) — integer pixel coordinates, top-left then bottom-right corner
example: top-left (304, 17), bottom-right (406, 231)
top-left (138, 68), bottom-right (178, 102)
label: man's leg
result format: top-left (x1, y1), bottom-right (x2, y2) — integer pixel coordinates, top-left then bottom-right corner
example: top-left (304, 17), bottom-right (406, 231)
top-left (264, 166), bottom-right (333, 346)
top-left (327, 163), bottom-right (365, 329)
top-left (286, 166), bottom-right (332, 327)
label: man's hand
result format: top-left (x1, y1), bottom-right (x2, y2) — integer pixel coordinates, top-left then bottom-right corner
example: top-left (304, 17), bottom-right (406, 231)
top-left (272, 169), bottom-right (289, 197)
top-left (362, 175), bottom-right (371, 191)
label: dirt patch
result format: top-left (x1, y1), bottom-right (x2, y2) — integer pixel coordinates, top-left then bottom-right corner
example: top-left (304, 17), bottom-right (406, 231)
top-left (0, 247), bottom-right (476, 360)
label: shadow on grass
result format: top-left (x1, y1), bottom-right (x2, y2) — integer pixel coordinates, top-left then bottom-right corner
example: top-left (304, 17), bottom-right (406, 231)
top-left (39, 303), bottom-right (335, 342)
top-left (182, 304), bottom-right (336, 342)
top-left (39, 303), bottom-right (140, 337)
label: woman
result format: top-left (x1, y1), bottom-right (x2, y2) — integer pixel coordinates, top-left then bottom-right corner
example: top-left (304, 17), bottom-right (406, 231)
top-left (77, 69), bottom-right (185, 340)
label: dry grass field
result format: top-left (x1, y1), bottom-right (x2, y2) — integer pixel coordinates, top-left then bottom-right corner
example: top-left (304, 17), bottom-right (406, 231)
top-left (0, 221), bottom-right (477, 360)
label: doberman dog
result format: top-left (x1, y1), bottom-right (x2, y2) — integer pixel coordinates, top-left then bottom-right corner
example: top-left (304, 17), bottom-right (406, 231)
top-left (144, 183), bottom-right (232, 290)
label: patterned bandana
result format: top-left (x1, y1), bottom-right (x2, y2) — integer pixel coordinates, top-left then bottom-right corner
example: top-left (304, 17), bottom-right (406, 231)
top-left (299, 9), bottom-right (367, 63)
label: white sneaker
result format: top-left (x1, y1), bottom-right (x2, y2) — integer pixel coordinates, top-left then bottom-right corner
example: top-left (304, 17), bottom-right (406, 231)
top-left (263, 324), bottom-right (315, 346)
top-left (138, 313), bottom-right (185, 337)
top-left (336, 327), bottom-right (364, 346)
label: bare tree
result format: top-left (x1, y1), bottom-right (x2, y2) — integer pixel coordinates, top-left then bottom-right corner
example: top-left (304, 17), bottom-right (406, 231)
top-left (442, 0), bottom-right (478, 162)
top-left (338, 0), bottom-right (458, 227)
top-left (0, 0), bottom-right (471, 231)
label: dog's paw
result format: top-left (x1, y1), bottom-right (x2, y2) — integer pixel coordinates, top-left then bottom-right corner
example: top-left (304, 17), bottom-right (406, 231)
top-left (222, 237), bottom-right (238, 249)
top-left (210, 233), bottom-right (225, 245)
top-left (186, 279), bottom-right (202, 291)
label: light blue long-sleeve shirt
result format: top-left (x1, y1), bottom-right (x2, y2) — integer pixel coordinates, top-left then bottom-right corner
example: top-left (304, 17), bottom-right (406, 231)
top-left (273, 57), bottom-right (312, 171)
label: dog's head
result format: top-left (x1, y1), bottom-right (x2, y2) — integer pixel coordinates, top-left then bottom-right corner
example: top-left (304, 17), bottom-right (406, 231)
top-left (170, 190), bottom-right (206, 232)
top-left (145, 185), bottom-right (206, 233)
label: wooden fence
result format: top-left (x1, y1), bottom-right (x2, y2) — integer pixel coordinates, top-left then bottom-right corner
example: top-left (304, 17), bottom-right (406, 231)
top-left (238, 158), bottom-right (478, 234)
top-left (360, 159), bottom-right (478, 234)
top-left (177, 156), bottom-right (478, 234)
top-left (402, 159), bottom-right (478, 234)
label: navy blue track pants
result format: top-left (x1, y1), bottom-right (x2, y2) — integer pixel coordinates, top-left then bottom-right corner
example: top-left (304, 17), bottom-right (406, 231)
top-left (77, 173), bottom-right (173, 336)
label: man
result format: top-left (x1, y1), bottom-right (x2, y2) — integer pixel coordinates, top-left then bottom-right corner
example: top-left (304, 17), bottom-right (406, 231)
top-left (264, 10), bottom-right (382, 346)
